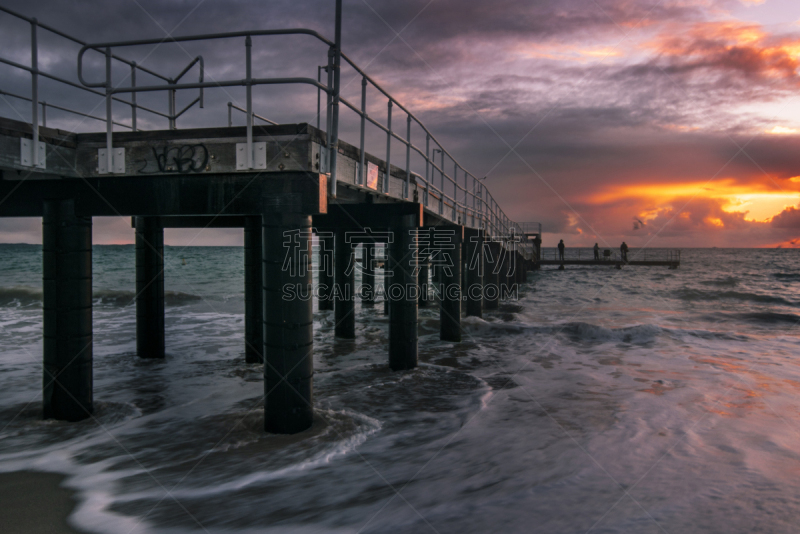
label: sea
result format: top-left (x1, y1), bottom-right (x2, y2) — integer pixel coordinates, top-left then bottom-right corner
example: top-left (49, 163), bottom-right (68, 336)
top-left (1, 244), bottom-right (800, 533)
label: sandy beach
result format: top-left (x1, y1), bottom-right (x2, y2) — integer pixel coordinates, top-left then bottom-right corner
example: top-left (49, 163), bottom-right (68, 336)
top-left (0, 471), bottom-right (82, 534)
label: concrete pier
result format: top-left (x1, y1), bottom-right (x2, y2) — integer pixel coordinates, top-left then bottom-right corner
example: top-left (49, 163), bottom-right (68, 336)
top-left (465, 228), bottom-right (483, 318)
top-left (485, 241), bottom-right (500, 310)
top-left (361, 242), bottom-right (375, 307)
top-left (440, 226), bottom-right (463, 342)
top-left (42, 199), bottom-right (93, 421)
top-left (388, 214), bottom-right (418, 370)
top-left (135, 216), bottom-right (165, 359)
top-left (334, 230), bottom-right (356, 338)
top-left (263, 213), bottom-right (314, 434)
top-left (244, 216), bottom-right (263, 363)
top-left (318, 234), bottom-right (334, 311)
top-left (418, 255), bottom-right (430, 308)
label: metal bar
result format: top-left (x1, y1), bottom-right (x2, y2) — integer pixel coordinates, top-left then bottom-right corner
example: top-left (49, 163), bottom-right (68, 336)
top-left (0, 89), bottom-right (134, 128)
top-left (358, 76), bottom-right (366, 186)
top-left (31, 19), bottom-right (38, 167)
top-left (105, 47), bottom-right (112, 172)
top-left (41, 101), bottom-right (46, 127)
top-left (425, 135), bottom-right (430, 207)
top-left (228, 102), bottom-right (232, 127)
top-left (228, 103), bottom-right (277, 125)
top-left (173, 96), bottom-right (201, 120)
top-left (0, 5), bottom-right (171, 82)
top-left (385, 100), bottom-right (392, 194)
top-left (405, 115), bottom-right (411, 199)
top-left (330, 0), bottom-right (342, 197)
top-left (325, 52), bottom-right (333, 173)
top-left (77, 28), bottom-right (335, 87)
top-left (168, 82), bottom-right (175, 129)
top-left (130, 63), bottom-right (137, 130)
top-left (316, 65), bottom-right (323, 130)
top-left (245, 35), bottom-right (253, 169)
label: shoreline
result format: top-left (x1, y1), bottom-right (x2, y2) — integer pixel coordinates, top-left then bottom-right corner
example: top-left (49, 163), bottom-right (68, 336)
top-left (0, 471), bottom-right (84, 534)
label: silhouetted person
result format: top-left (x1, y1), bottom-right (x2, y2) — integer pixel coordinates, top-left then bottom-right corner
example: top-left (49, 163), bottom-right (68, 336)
top-left (533, 235), bottom-right (542, 261)
top-left (593, 243), bottom-right (599, 260)
top-left (558, 239), bottom-right (565, 262)
top-left (620, 242), bottom-right (629, 262)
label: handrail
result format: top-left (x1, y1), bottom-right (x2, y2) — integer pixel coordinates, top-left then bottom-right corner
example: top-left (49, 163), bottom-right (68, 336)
top-left (227, 102), bottom-right (277, 126)
top-left (0, 4), bottom-right (532, 247)
top-left (0, 89), bottom-right (135, 130)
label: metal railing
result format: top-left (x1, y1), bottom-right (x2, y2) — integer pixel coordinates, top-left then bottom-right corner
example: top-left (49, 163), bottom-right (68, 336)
top-left (0, 6), bottom-right (204, 165)
top-left (1, 2), bottom-right (533, 252)
top-left (542, 248), bottom-right (681, 263)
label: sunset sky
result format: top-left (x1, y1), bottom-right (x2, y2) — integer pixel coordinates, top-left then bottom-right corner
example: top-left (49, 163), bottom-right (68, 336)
top-left (1, 0), bottom-right (800, 247)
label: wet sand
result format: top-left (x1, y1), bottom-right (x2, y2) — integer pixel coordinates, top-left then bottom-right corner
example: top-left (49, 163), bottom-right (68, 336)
top-left (0, 471), bottom-right (83, 533)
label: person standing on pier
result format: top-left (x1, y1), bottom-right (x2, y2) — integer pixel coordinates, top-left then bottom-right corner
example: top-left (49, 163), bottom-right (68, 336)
top-left (558, 239), bottom-right (565, 262)
top-left (593, 243), bottom-right (599, 260)
top-left (620, 242), bottom-right (629, 262)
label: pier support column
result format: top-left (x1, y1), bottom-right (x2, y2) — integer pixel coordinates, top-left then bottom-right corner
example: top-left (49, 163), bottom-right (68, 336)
top-left (244, 217), bottom-right (263, 363)
top-left (334, 230), bottom-right (355, 338)
top-left (361, 242), bottom-right (375, 307)
top-left (500, 246), bottom-right (512, 300)
top-left (418, 254), bottom-right (429, 308)
top-left (263, 213), bottom-right (313, 434)
top-left (485, 240), bottom-right (500, 310)
top-left (465, 228), bottom-right (483, 318)
top-left (440, 226), bottom-right (463, 342)
top-left (135, 216), bottom-right (165, 359)
top-left (318, 233), bottom-right (334, 311)
top-left (383, 243), bottom-right (390, 316)
top-left (43, 199), bottom-right (93, 421)
top-left (388, 214), bottom-right (418, 370)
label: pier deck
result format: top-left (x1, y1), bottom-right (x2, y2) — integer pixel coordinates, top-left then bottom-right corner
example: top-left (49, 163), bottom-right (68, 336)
top-left (0, 2), bottom-right (539, 434)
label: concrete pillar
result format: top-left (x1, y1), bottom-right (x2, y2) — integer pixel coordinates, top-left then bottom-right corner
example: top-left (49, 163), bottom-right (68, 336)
top-left (42, 199), bottom-right (93, 421)
top-left (318, 234), bottom-right (334, 311)
top-left (135, 216), bottom-right (165, 359)
top-left (334, 230), bottom-right (355, 338)
top-left (418, 255), bottom-right (429, 308)
top-left (388, 214), bottom-right (418, 370)
top-left (440, 226), bottom-right (463, 342)
top-left (500, 246), bottom-right (511, 300)
top-left (485, 241), bottom-right (500, 310)
top-left (465, 228), bottom-right (483, 318)
top-left (361, 242), bottom-right (375, 307)
top-left (383, 243), bottom-right (390, 316)
top-left (244, 216), bottom-right (263, 363)
top-left (262, 213), bottom-right (313, 434)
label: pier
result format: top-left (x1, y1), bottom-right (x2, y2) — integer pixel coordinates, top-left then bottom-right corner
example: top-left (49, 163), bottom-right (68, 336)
top-left (538, 249), bottom-right (681, 269)
top-left (0, 4), bottom-right (537, 432)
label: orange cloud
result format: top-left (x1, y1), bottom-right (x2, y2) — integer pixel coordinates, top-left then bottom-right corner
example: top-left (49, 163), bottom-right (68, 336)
top-left (587, 179), bottom-right (800, 224)
top-left (648, 20), bottom-right (800, 82)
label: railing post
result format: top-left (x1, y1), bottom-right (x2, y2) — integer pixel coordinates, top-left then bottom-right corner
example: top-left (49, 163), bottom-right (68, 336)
top-left (227, 102), bottom-right (232, 127)
top-left (439, 149), bottom-right (444, 215)
top-left (453, 163), bottom-right (458, 221)
top-left (325, 53), bottom-right (333, 174)
top-left (385, 100), bottom-right (392, 194)
top-left (41, 101), bottom-right (46, 128)
top-left (424, 135), bottom-right (430, 207)
top-left (168, 80), bottom-right (176, 129)
top-left (329, 0), bottom-right (343, 197)
top-left (317, 65), bottom-right (323, 131)
top-left (105, 47), bottom-right (113, 173)
top-left (405, 115), bottom-right (411, 199)
top-left (358, 76), bottom-right (366, 186)
top-left (245, 35), bottom-right (253, 169)
top-left (30, 18), bottom-right (38, 167)
top-left (130, 62), bottom-right (137, 131)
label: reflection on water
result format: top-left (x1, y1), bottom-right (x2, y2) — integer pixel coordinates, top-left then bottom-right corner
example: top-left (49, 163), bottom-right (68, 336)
top-left (0, 246), bottom-right (800, 532)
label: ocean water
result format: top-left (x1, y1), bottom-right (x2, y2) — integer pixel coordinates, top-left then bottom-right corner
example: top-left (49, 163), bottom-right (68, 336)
top-left (1, 244), bottom-right (800, 533)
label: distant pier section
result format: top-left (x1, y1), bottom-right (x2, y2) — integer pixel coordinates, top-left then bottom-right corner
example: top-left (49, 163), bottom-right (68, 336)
top-left (539, 249), bottom-right (681, 268)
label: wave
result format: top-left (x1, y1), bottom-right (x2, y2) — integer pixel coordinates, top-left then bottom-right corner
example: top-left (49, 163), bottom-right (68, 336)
top-left (0, 287), bottom-right (202, 307)
top-left (674, 288), bottom-right (798, 307)
top-left (703, 311), bottom-right (800, 326)
top-left (773, 272), bottom-right (800, 282)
